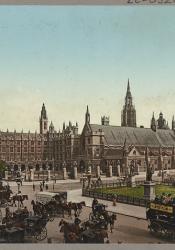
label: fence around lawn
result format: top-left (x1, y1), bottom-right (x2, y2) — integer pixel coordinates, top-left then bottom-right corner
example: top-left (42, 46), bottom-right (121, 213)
top-left (82, 179), bottom-right (175, 207)
top-left (82, 188), bottom-right (148, 207)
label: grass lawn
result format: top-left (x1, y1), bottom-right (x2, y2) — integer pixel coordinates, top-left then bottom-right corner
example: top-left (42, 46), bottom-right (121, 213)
top-left (94, 185), bottom-right (175, 198)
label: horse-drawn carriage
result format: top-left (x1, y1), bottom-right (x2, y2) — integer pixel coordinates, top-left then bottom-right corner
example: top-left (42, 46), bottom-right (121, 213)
top-left (59, 217), bottom-right (109, 244)
top-left (88, 203), bottom-right (108, 229)
top-left (34, 191), bottom-right (68, 220)
top-left (2, 208), bottom-right (48, 242)
top-left (147, 201), bottom-right (175, 240)
top-left (23, 216), bottom-right (48, 241)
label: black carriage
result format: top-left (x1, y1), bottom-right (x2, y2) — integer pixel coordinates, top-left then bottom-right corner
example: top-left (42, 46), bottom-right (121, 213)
top-left (80, 228), bottom-right (108, 243)
top-left (23, 216), bottom-right (48, 241)
top-left (90, 203), bottom-right (106, 219)
top-left (88, 203), bottom-right (108, 230)
top-left (147, 201), bottom-right (175, 240)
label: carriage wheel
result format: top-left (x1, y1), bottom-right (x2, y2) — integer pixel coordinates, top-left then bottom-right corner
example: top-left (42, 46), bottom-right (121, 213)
top-left (34, 227), bottom-right (47, 241)
top-left (160, 227), bottom-right (168, 239)
top-left (149, 221), bottom-right (163, 237)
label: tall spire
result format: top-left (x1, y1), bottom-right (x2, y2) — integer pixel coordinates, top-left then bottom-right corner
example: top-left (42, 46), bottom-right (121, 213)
top-left (151, 112), bottom-right (156, 132)
top-left (85, 105), bottom-right (90, 124)
top-left (39, 103), bottom-right (48, 134)
top-left (127, 78), bottom-right (130, 93)
top-left (125, 78), bottom-right (132, 102)
top-left (41, 103), bottom-right (47, 119)
top-left (121, 79), bottom-right (136, 127)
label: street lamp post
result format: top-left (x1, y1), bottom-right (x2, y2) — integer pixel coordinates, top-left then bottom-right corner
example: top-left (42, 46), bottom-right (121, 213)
top-left (52, 158), bottom-right (55, 190)
top-left (16, 178), bottom-right (21, 209)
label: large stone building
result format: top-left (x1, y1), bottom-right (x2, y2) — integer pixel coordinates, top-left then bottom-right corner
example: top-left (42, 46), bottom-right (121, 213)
top-left (0, 103), bottom-right (80, 174)
top-left (1, 80), bottom-right (175, 177)
top-left (79, 81), bottom-right (175, 175)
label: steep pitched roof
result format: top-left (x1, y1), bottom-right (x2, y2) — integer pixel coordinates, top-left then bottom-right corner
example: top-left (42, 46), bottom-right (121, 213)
top-left (89, 124), bottom-right (175, 147)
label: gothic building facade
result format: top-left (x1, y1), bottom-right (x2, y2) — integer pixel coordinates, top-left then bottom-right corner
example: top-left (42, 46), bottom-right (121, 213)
top-left (79, 81), bottom-right (175, 175)
top-left (1, 80), bottom-right (175, 176)
top-left (0, 103), bottom-right (80, 173)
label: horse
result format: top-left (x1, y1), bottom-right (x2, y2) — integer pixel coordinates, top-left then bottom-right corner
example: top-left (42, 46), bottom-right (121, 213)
top-left (59, 219), bottom-right (82, 243)
top-left (69, 201), bottom-right (86, 217)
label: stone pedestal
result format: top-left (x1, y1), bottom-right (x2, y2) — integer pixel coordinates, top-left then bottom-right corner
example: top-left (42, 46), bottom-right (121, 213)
top-left (63, 168), bottom-right (67, 180)
top-left (5, 171), bottom-right (8, 180)
top-left (109, 165), bottom-right (113, 177)
top-left (143, 181), bottom-right (156, 201)
top-left (73, 167), bottom-right (78, 179)
top-left (48, 170), bottom-right (51, 181)
top-left (96, 166), bottom-right (100, 178)
top-left (30, 169), bottom-right (34, 181)
top-left (128, 175), bottom-right (136, 187)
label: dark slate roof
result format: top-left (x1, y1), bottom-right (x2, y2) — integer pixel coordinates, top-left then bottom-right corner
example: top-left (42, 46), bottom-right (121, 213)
top-left (103, 148), bottom-right (123, 159)
top-left (90, 124), bottom-right (175, 147)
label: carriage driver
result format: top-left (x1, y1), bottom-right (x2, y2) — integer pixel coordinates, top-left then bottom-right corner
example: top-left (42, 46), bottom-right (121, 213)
top-left (92, 198), bottom-right (98, 213)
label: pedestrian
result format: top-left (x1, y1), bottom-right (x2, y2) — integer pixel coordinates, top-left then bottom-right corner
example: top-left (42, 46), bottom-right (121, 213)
top-left (33, 183), bottom-right (35, 192)
top-left (46, 184), bottom-right (48, 191)
top-left (109, 213), bottom-right (117, 233)
top-left (112, 194), bottom-right (117, 206)
top-left (42, 180), bottom-right (45, 188)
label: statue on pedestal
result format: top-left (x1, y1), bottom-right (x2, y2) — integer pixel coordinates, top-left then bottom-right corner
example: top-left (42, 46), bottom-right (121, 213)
top-left (145, 147), bottom-right (153, 182)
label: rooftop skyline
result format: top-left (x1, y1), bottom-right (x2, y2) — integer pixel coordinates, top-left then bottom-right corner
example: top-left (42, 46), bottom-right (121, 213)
top-left (0, 6), bottom-right (175, 132)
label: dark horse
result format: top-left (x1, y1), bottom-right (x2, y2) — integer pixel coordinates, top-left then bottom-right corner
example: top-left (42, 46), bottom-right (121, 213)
top-left (68, 201), bottom-right (86, 217)
top-left (59, 219), bottom-right (82, 243)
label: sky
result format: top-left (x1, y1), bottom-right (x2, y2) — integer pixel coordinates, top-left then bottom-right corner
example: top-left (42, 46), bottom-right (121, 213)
top-left (0, 6), bottom-right (175, 133)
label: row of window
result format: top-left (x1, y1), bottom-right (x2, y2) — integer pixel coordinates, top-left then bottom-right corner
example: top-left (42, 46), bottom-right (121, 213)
top-left (0, 147), bottom-right (41, 153)
top-left (0, 141), bottom-right (48, 145)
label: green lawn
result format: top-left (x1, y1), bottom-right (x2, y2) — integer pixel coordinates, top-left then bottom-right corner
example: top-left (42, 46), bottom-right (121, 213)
top-left (94, 185), bottom-right (175, 198)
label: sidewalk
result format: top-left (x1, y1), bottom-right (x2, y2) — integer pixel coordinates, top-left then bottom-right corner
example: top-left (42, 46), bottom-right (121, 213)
top-left (67, 189), bottom-right (147, 220)
top-left (6, 176), bottom-right (120, 187)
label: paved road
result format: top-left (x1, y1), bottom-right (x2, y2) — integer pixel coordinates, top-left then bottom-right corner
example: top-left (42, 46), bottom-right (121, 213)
top-left (0, 182), bottom-right (171, 243)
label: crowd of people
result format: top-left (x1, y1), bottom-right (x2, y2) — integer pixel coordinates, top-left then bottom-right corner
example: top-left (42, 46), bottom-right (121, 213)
top-left (154, 193), bottom-right (175, 205)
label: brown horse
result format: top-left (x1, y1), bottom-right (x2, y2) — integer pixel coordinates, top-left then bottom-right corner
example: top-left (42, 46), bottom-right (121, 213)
top-left (59, 219), bottom-right (82, 243)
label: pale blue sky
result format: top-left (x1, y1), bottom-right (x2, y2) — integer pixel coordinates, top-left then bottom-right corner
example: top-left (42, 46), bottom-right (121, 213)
top-left (0, 6), bottom-right (175, 132)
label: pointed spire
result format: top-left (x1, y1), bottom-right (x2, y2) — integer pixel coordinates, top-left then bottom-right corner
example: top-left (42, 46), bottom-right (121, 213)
top-left (125, 79), bottom-right (132, 105)
top-left (87, 105), bottom-right (89, 114)
top-left (85, 105), bottom-right (90, 124)
top-left (41, 102), bottom-right (47, 119)
top-left (151, 112), bottom-right (156, 132)
top-left (127, 78), bottom-right (130, 93)
top-left (76, 121), bottom-right (78, 127)
top-left (63, 122), bottom-right (65, 130)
